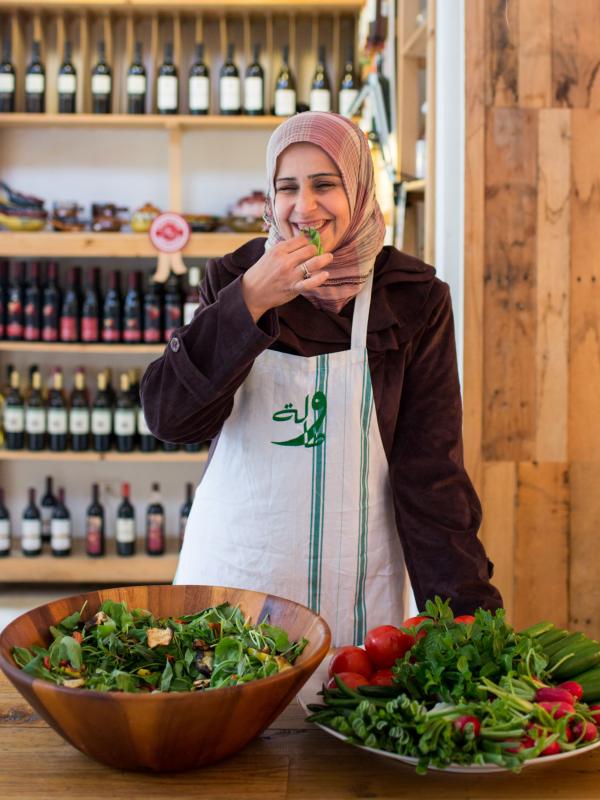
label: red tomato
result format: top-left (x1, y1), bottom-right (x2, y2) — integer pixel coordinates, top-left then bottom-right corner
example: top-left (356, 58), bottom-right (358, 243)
top-left (328, 646), bottom-right (373, 679)
top-left (327, 671), bottom-right (370, 690)
top-left (364, 625), bottom-right (415, 668)
top-left (370, 669), bottom-right (395, 686)
top-left (454, 615), bottom-right (476, 625)
top-left (400, 615), bottom-right (430, 640)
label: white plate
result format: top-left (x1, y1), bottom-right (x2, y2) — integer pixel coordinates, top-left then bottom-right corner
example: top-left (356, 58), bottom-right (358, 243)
top-left (297, 658), bottom-right (600, 774)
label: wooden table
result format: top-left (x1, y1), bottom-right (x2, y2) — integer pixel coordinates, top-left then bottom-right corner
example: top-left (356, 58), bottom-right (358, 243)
top-left (2, 672), bottom-right (600, 800)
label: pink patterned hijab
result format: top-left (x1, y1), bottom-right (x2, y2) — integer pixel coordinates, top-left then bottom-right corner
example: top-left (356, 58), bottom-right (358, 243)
top-left (264, 111), bottom-right (386, 313)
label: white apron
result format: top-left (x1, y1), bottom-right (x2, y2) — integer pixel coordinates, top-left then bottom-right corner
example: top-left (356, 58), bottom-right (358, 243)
top-left (175, 271), bottom-right (409, 645)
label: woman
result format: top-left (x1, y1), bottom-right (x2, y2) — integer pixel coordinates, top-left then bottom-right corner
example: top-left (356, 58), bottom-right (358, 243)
top-left (141, 112), bottom-right (502, 645)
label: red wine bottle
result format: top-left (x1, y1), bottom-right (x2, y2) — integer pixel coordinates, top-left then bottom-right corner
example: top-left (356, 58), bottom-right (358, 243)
top-left (0, 260), bottom-right (8, 338)
top-left (143, 275), bottom-right (162, 342)
top-left (69, 369), bottom-right (90, 451)
top-left (123, 270), bottom-right (142, 343)
top-left (85, 482), bottom-right (105, 557)
top-left (40, 475), bottom-right (56, 544)
top-left (6, 261), bottom-right (24, 340)
top-left (25, 369), bottom-right (45, 451)
top-left (58, 41), bottom-right (77, 114)
top-left (157, 41), bottom-right (178, 115)
top-left (91, 40), bottom-right (112, 114)
top-left (183, 266), bottom-right (201, 325)
top-left (116, 482), bottom-right (136, 556)
top-left (50, 487), bottom-right (71, 557)
top-left (114, 372), bottom-right (135, 452)
top-left (91, 371), bottom-right (112, 452)
top-left (60, 266), bottom-right (80, 342)
top-left (127, 42), bottom-right (146, 114)
top-left (366, 0), bottom-right (389, 52)
top-left (145, 482), bottom-right (165, 555)
top-left (102, 269), bottom-right (122, 342)
top-left (81, 266), bottom-right (101, 342)
top-left (21, 487), bottom-right (42, 557)
top-left (23, 261), bottom-right (41, 341)
top-left (4, 368), bottom-right (24, 450)
top-left (0, 37), bottom-right (16, 113)
top-left (137, 404), bottom-right (158, 452)
top-left (47, 368), bottom-right (68, 452)
top-left (0, 487), bottom-right (10, 556)
top-left (25, 40), bottom-right (45, 113)
top-left (42, 261), bottom-right (61, 342)
top-left (178, 482), bottom-right (193, 551)
top-left (163, 273), bottom-right (182, 341)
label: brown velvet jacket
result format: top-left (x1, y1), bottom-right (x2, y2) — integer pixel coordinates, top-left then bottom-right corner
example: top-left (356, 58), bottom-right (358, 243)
top-left (141, 237), bottom-right (503, 615)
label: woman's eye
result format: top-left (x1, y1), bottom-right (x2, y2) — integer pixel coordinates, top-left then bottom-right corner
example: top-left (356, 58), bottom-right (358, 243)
top-left (277, 186), bottom-right (296, 193)
top-left (316, 183), bottom-right (335, 190)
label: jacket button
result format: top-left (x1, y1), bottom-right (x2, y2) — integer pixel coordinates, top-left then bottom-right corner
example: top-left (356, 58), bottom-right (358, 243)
top-left (170, 337), bottom-right (180, 353)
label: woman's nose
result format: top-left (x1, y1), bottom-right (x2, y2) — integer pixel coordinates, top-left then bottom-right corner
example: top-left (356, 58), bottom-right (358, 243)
top-left (294, 186), bottom-right (319, 214)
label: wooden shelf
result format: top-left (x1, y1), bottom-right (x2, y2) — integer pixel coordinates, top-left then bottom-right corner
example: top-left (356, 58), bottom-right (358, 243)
top-left (402, 21), bottom-right (427, 58)
top-left (405, 179), bottom-right (426, 194)
top-left (0, 114), bottom-right (286, 131)
top-left (0, 232), bottom-right (263, 258)
top-left (0, 0), bottom-right (361, 9)
top-left (0, 538), bottom-right (179, 584)
top-left (0, 342), bottom-right (164, 355)
top-left (0, 450), bottom-right (208, 462)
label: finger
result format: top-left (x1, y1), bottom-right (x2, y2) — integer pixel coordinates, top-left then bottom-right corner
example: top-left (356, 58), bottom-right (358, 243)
top-left (286, 242), bottom-right (318, 264)
top-left (284, 233), bottom-right (318, 253)
top-left (301, 252), bottom-right (334, 273)
top-left (291, 271), bottom-right (330, 294)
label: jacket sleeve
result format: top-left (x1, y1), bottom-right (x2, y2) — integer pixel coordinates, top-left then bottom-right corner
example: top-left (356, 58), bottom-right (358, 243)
top-left (389, 283), bottom-right (503, 615)
top-left (140, 260), bottom-right (279, 444)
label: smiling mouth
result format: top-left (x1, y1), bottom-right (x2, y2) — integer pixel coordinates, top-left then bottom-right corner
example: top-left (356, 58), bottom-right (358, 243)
top-left (292, 220), bottom-right (331, 235)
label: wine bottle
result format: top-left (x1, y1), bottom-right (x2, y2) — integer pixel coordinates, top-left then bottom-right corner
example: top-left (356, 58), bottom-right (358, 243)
top-left (116, 482), bottom-right (136, 556)
top-left (115, 372), bottom-right (135, 452)
top-left (163, 273), bottom-right (182, 342)
top-left (42, 261), bottom-right (61, 342)
top-left (123, 270), bottom-right (142, 343)
top-left (183, 266), bottom-right (201, 325)
top-left (188, 42), bottom-right (210, 115)
top-left (127, 41), bottom-right (146, 114)
top-left (310, 45), bottom-right (331, 112)
top-left (58, 41), bottom-right (77, 114)
top-left (47, 368), bottom-right (68, 452)
top-left (25, 370), bottom-right (46, 451)
top-left (274, 45), bottom-right (296, 117)
top-left (157, 42), bottom-right (178, 114)
top-left (178, 482), bottom-right (193, 551)
top-left (85, 483), bottom-right (105, 557)
top-left (4, 369), bottom-right (24, 450)
top-left (81, 266), bottom-right (100, 342)
top-left (69, 369), bottom-right (89, 451)
top-left (6, 261), bottom-right (24, 340)
top-left (145, 481), bottom-right (165, 555)
top-left (40, 475), bottom-right (56, 544)
top-left (143, 276), bottom-right (162, 342)
top-left (338, 46), bottom-right (359, 117)
top-left (0, 488), bottom-right (10, 556)
top-left (0, 260), bottom-right (8, 339)
top-left (91, 40), bottom-right (112, 114)
top-left (25, 40), bottom-right (45, 113)
top-left (0, 38), bottom-right (16, 113)
top-left (137, 404), bottom-right (158, 452)
top-left (91, 371), bottom-right (112, 452)
top-left (128, 368), bottom-right (140, 402)
top-left (102, 269), bottom-right (122, 343)
top-left (60, 266), bottom-right (80, 342)
top-left (24, 261), bottom-right (41, 341)
top-left (366, 0), bottom-right (389, 52)
top-left (219, 43), bottom-right (241, 115)
top-left (21, 487), bottom-right (42, 556)
top-left (244, 44), bottom-right (264, 116)
top-left (51, 487), bottom-right (71, 557)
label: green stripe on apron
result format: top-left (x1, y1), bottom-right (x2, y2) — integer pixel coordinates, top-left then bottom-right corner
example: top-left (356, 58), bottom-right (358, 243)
top-left (353, 350), bottom-right (373, 644)
top-left (308, 353), bottom-right (329, 613)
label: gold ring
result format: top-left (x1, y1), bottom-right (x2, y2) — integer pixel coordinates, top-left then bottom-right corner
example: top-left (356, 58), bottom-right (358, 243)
top-left (301, 262), bottom-right (311, 280)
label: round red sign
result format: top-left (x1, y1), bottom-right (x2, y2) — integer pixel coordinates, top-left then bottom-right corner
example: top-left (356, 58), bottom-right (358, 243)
top-left (149, 212), bottom-right (191, 253)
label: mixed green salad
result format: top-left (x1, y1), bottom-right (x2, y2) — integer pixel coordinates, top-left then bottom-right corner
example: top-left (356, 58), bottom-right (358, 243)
top-left (12, 600), bottom-right (307, 693)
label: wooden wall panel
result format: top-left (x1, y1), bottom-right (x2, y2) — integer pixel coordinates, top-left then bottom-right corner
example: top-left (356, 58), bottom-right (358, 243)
top-left (485, 0), bottom-right (519, 107)
top-left (518, 0), bottom-right (552, 108)
top-left (570, 463), bottom-right (600, 635)
top-left (552, 0), bottom-right (600, 108)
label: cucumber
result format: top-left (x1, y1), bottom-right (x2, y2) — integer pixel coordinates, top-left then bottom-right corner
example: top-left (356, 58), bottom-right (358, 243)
top-left (552, 648), bottom-right (600, 681)
top-left (549, 641), bottom-right (600, 670)
top-left (544, 632), bottom-right (588, 659)
top-left (537, 629), bottom-right (570, 649)
top-left (520, 621), bottom-right (555, 639)
top-left (576, 671), bottom-right (600, 703)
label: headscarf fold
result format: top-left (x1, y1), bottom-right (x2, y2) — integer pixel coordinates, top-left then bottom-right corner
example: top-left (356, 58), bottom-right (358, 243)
top-left (263, 111), bottom-right (386, 313)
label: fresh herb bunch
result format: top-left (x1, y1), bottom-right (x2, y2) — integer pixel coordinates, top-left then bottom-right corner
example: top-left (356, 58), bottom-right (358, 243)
top-left (303, 227), bottom-right (323, 255)
top-left (12, 600), bottom-right (307, 693)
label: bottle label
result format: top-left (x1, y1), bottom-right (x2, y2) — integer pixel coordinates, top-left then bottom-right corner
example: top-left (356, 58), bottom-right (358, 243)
top-left (123, 324), bottom-right (142, 343)
top-left (244, 76), bottom-right (263, 111)
top-left (24, 318), bottom-right (40, 340)
top-left (275, 88), bottom-right (296, 116)
top-left (69, 408), bottom-right (90, 435)
top-left (41, 505), bottom-right (53, 537)
top-left (0, 518), bottom-right (10, 551)
top-left (58, 74), bottom-right (76, 94)
top-left (60, 316), bottom-right (78, 341)
top-left (128, 74), bottom-right (146, 95)
top-left (86, 515), bottom-right (103, 555)
top-left (81, 317), bottom-right (99, 341)
top-left (0, 74), bottom-right (15, 93)
top-left (137, 408), bottom-right (151, 436)
top-left (42, 302), bottom-right (59, 341)
top-left (183, 301), bottom-right (198, 326)
top-left (26, 74), bottom-right (45, 94)
top-left (91, 408), bottom-right (112, 435)
top-left (189, 75), bottom-right (209, 110)
top-left (47, 408), bottom-right (68, 435)
top-left (157, 75), bottom-right (178, 110)
top-left (116, 517), bottom-right (135, 544)
top-left (4, 407), bottom-right (24, 433)
top-left (102, 324), bottom-right (120, 342)
top-left (114, 409), bottom-right (135, 436)
top-left (22, 518), bottom-right (41, 550)
top-left (310, 89), bottom-right (331, 113)
top-left (51, 518), bottom-right (71, 550)
top-left (92, 74), bottom-right (111, 95)
top-left (339, 88), bottom-right (359, 117)
top-left (220, 76), bottom-right (240, 111)
top-left (25, 407), bottom-right (46, 434)
top-left (381, 0), bottom-right (390, 17)
top-left (366, 0), bottom-right (377, 21)
top-left (147, 513), bottom-right (164, 553)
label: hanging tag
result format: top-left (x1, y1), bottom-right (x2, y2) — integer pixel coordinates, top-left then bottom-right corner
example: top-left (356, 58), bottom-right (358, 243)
top-left (149, 212), bottom-right (191, 282)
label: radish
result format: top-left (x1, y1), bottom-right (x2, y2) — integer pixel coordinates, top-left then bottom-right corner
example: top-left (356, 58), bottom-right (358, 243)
top-left (537, 701), bottom-right (575, 719)
top-left (453, 715), bottom-right (480, 737)
top-left (587, 704), bottom-right (600, 725)
top-left (557, 680), bottom-right (584, 701)
top-left (540, 741), bottom-right (562, 756)
top-left (571, 720), bottom-right (598, 742)
top-left (535, 687), bottom-right (576, 705)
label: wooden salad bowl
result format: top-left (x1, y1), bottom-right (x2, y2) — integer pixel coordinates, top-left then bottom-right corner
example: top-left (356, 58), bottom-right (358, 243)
top-left (0, 584), bottom-right (331, 772)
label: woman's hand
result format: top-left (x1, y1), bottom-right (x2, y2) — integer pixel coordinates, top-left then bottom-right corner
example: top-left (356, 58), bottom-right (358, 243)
top-left (241, 235), bottom-right (333, 322)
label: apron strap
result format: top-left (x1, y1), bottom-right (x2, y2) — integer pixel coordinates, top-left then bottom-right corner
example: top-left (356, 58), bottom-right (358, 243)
top-left (351, 268), bottom-right (374, 350)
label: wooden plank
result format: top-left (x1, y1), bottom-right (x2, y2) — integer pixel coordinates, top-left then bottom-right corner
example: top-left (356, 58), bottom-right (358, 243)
top-left (0, 450), bottom-right (207, 461)
top-left (552, 0), bottom-right (600, 108)
top-left (10, 12), bottom-right (25, 112)
top-left (0, 0), bottom-right (362, 8)
top-left (483, 107), bottom-right (537, 461)
top-left (514, 462), bottom-right (569, 630)
top-left (485, 0), bottom-right (519, 107)
top-left (570, 463), bottom-right (600, 639)
top-left (480, 462), bottom-right (516, 623)
top-left (569, 109), bottom-right (600, 461)
top-left (0, 112), bottom-right (283, 128)
top-left (168, 125), bottom-right (182, 212)
top-left (517, 0), bottom-right (552, 108)
top-left (535, 108), bottom-right (570, 462)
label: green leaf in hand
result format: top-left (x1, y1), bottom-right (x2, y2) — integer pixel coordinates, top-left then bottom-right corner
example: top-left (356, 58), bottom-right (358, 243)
top-left (304, 227), bottom-right (323, 256)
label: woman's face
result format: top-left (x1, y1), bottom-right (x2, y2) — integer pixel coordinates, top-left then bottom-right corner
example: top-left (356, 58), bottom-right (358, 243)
top-left (273, 142), bottom-right (351, 253)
